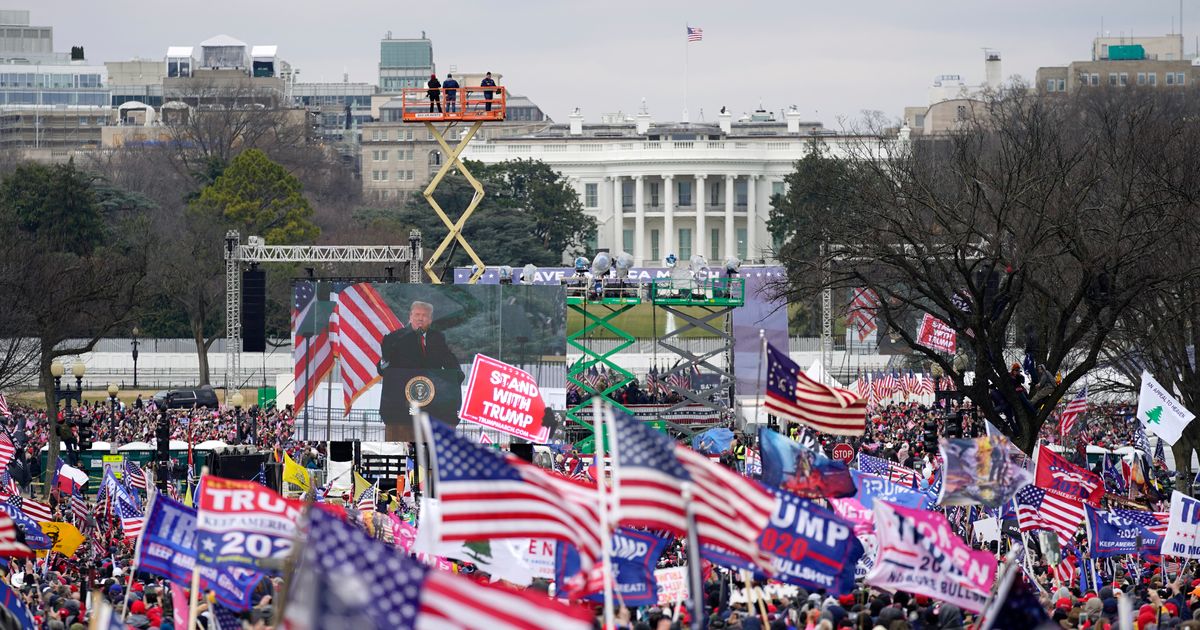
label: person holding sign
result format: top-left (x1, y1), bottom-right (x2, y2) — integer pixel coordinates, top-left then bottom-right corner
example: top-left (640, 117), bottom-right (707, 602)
top-left (378, 300), bottom-right (465, 441)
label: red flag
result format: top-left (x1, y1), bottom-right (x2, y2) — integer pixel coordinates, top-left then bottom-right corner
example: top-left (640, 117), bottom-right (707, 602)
top-left (1035, 445), bottom-right (1104, 506)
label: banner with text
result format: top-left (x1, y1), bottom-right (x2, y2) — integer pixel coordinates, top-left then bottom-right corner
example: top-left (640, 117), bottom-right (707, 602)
top-left (460, 354), bottom-right (549, 442)
top-left (1163, 491), bottom-right (1200, 558)
top-left (195, 476), bottom-right (302, 573)
top-left (867, 501), bottom-right (998, 613)
top-left (916, 314), bottom-right (956, 354)
top-left (1084, 505), bottom-right (1162, 559)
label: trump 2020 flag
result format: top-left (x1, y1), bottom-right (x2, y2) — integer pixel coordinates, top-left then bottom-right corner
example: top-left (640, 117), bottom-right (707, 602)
top-left (1138, 370), bottom-right (1195, 446)
top-left (1162, 490), bottom-right (1200, 558)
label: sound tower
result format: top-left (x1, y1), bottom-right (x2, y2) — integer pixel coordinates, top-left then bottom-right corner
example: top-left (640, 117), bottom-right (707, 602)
top-left (242, 267), bottom-right (267, 352)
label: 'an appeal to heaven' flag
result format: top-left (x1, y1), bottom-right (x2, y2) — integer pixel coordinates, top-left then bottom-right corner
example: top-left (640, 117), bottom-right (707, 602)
top-left (285, 507), bottom-right (593, 630)
top-left (137, 493), bottom-right (264, 611)
top-left (196, 476), bottom-right (302, 573)
top-left (1137, 370), bottom-right (1195, 446)
top-left (757, 427), bottom-right (854, 498)
top-left (764, 343), bottom-right (866, 436)
top-left (938, 436), bottom-right (1031, 509)
top-left (867, 501), bottom-right (998, 614)
top-left (1162, 490), bottom-right (1200, 558)
top-left (704, 489), bottom-right (863, 595)
top-left (1035, 445), bottom-right (1104, 506)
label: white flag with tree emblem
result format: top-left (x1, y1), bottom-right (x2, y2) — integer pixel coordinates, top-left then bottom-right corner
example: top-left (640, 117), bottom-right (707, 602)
top-left (1137, 370), bottom-right (1195, 446)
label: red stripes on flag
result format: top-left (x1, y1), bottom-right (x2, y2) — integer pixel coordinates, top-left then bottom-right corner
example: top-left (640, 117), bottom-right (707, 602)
top-left (0, 511), bottom-right (32, 558)
top-left (21, 498), bottom-right (52, 523)
top-left (765, 369), bottom-right (867, 436)
top-left (1058, 387), bottom-right (1088, 439)
top-left (847, 288), bottom-right (880, 342)
top-left (292, 284), bottom-right (335, 412)
top-left (333, 283), bottom-right (403, 413)
top-left (0, 394), bottom-right (10, 418)
top-left (0, 430), bottom-right (14, 472)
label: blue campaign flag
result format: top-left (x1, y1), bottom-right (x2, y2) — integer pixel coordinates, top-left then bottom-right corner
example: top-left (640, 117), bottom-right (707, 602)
top-left (137, 493), bottom-right (263, 611)
top-left (703, 489), bottom-right (863, 595)
top-left (850, 469), bottom-right (930, 510)
top-left (0, 579), bottom-right (35, 629)
top-left (1084, 505), bottom-right (1161, 559)
top-left (1, 500), bottom-right (50, 550)
top-left (692, 428), bottom-right (735, 455)
top-left (758, 428), bottom-right (855, 498)
top-left (555, 528), bottom-right (670, 607)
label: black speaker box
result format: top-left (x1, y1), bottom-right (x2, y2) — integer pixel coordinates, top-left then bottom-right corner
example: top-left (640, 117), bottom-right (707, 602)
top-left (242, 269), bottom-right (267, 352)
top-left (510, 442), bottom-right (534, 463)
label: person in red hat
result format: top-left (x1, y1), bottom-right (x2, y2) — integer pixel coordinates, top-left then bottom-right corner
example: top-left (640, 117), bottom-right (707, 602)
top-left (426, 74), bottom-right (442, 113)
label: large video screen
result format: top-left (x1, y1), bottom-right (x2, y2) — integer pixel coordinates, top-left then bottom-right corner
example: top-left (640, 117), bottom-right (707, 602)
top-left (292, 281), bottom-right (566, 440)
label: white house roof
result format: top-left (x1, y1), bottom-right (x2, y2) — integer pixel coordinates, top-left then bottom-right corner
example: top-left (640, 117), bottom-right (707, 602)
top-left (250, 45), bottom-right (278, 58)
top-left (166, 46), bottom-right (194, 58)
top-left (200, 34), bottom-right (247, 48)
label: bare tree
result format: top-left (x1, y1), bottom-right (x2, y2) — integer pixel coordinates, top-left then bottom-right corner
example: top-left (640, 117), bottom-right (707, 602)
top-left (769, 85), bottom-right (1200, 454)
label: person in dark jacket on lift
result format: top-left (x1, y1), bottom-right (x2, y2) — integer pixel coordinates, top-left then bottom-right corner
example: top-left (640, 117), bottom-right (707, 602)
top-left (442, 73), bottom-right (460, 112)
top-left (480, 71), bottom-right (497, 111)
top-left (426, 73), bottom-right (442, 113)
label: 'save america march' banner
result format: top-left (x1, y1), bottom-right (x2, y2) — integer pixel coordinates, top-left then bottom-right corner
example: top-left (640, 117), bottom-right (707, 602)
top-left (460, 354), bottom-right (550, 442)
top-left (867, 501), bottom-right (998, 613)
top-left (196, 476), bottom-right (302, 573)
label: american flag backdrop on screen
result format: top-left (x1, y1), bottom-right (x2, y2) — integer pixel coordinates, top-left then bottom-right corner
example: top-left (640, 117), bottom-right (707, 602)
top-left (292, 281), bottom-right (338, 412)
top-left (607, 408), bottom-right (778, 570)
top-left (764, 343), bottom-right (866, 436)
top-left (1058, 386), bottom-right (1088, 439)
top-left (1015, 484), bottom-right (1084, 545)
top-left (332, 283), bottom-right (402, 413)
top-left (285, 509), bottom-right (592, 630)
top-left (686, 26), bottom-right (703, 42)
top-left (427, 420), bottom-right (603, 571)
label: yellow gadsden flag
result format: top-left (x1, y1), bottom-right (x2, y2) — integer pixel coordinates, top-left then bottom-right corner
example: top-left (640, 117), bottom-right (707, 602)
top-left (283, 451), bottom-right (312, 491)
top-left (352, 470), bottom-right (371, 501)
top-left (38, 522), bottom-right (85, 557)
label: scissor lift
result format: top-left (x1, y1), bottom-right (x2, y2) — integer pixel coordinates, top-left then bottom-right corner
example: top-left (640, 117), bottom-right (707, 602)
top-left (399, 86), bottom-right (508, 283)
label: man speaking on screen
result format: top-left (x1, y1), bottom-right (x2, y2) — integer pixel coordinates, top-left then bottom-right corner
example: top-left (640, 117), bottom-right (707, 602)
top-left (378, 300), bottom-right (465, 441)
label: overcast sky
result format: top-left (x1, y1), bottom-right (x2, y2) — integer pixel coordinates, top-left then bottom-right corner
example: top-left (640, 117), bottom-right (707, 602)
top-left (34, 0), bottom-right (1196, 126)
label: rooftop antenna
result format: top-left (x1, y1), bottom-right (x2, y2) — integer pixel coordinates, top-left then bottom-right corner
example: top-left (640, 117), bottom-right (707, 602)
top-left (639, 97), bottom-right (648, 115)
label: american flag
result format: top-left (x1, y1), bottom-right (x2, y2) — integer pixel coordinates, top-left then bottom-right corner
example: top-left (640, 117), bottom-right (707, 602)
top-left (293, 281), bottom-right (338, 412)
top-left (763, 343), bottom-right (866, 436)
top-left (859, 453), bottom-right (919, 487)
top-left (285, 508), bottom-right (592, 630)
top-left (1015, 485), bottom-right (1084, 546)
top-left (853, 374), bottom-right (869, 399)
top-left (115, 497), bottom-right (144, 540)
top-left (428, 420), bottom-right (602, 571)
top-left (8, 495), bottom-right (52, 523)
top-left (125, 459), bottom-right (148, 490)
top-left (847, 288), bottom-right (880, 342)
top-left (686, 26), bottom-right (703, 42)
top-left (608, 409), bottom-right (778, 570)
top-left (0, 509), bottom-right (32, 558)
top-left (1058, 386), bottom-right (1087, 439)
top-left (0, 393), bottom-right (10, 417)
top-left (356, 481), bottom-right (378, 513)
top-left (917, 373), bottom-right (935, 397)
top-left (902, 371), bottom-right (919, 396)
top-left (872, 372), bottom-right (891, 401)
top-left (70, 490), bottom-right (91, 528)
top-left (333, 283), bottom-right (403, 413)
top-left (0, 471), bottom-right (18, 500)
top-left (1047, 552), bottom-right (1076, 585)
top-left (1112, 508), bottom-right (1170, 537)
top-left (0, 429), bottom-right (14, 472)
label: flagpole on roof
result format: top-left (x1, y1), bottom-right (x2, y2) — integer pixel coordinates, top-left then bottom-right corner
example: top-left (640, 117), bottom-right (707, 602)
top-left (591, 398), bottom-right (616, 630)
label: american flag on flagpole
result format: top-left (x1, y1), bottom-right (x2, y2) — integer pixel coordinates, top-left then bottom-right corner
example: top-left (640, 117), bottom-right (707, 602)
top-left (115, 498), bottom-right (144, 540)
top-left (0, 471), bottom-right (18, 500)
top-left (1058, 386), bottom-right (1087, 439)
top-left (8, 495), bottom-right (52, 523)
top-left (1112, 508), bottom-right (1170, 538)
top-left (292, 281), bottom-right (338, 412)
top-left (1015, 484), bottom-right (1084, 546)
top-left (356, 481), bottom-right (378, 513)
top-left (847, 288), bottom-right (880, 342)
top-left (858, 453), bottom-right (920, 487)
top-left (763, 343), bottom-right (866, 436)
top-left (333, 283), bottom-right (403, 413)
top-left (608, 409), bottom-right (778, 570)
top-left (0, 394), bottom-right (10, 418)
top-left (70, 490), bottom-right (91, 528)
top-left (1047, 552), bottom-right (1076, 585)
top-left (427, 420), bottom-right (603, 572)
top-left (686, 26), bottom-right (703, 42)
top-left (124, 459), bottom-right (148, 491)
top-left (0, 509), bottom-right (31, 558)
top-left (285, 508), bottom-right (593, 630)
top-left (917, 373), bottom-right (935, 397)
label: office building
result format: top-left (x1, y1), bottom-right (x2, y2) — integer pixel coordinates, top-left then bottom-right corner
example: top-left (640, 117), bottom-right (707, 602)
top-left (1037, 35), bottom-right (1199, 94)
top-left (902, 51), bottom-right (1002, 135)
top-left (379, 32), bottom-right (434, 93)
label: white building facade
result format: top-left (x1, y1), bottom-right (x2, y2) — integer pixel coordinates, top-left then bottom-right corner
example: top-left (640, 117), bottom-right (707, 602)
top-left (460, 108), bottom-right (846, 265)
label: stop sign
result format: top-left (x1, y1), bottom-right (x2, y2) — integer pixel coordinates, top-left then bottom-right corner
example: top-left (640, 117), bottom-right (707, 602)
top-left (831, 442), bottom-right (855, 464)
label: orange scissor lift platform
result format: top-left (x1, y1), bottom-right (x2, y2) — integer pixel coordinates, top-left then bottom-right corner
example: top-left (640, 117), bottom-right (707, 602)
top-left (399, 86), bottom-right (507, 122)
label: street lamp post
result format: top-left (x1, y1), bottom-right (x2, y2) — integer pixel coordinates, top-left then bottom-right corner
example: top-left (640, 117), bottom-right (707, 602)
top-left (107, 383), bottom-right (119, 450)
top-left (131, 326), bottom-right (141, 389)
